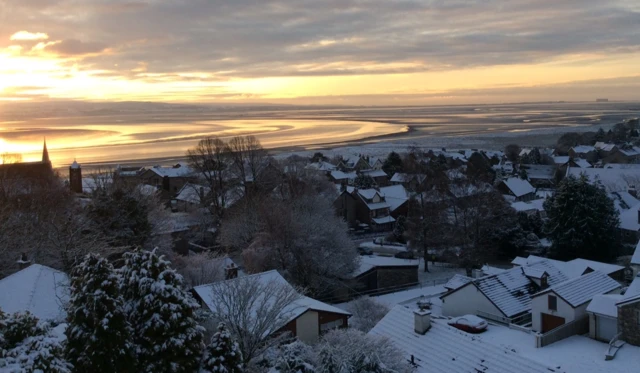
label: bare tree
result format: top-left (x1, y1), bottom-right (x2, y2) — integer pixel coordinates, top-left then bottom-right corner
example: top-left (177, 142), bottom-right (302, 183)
top-left (186, 137), bottom-right (234, 218)
top-left (225, 135), bottom-right (268, 197)
top-left (206, 275), bottom-right (302, 364)
top-left (343, 296), bottom-right (390, 333)
top-left (1, 152), bottom-right (22, 164)
top-left (171, 252), bottom-right (228, 288)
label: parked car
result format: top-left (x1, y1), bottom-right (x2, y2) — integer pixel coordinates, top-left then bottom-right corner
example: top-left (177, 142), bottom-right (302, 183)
top-left (447, 315), bottom-right (488, 334)
top-left (357, 246), bottom-right (373, 256)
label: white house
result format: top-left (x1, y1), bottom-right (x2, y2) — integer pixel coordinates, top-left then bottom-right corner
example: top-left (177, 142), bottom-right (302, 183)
top-left (497, 177), bottom-right (536, 202)
top-left (586, 293), bottom-right (623, 342)
top-left (511, 254), bottom-right (625, 281)
top-left (369, 305), bottom-right (560, 373)
top-left (0, 264), bottom-right (69, 322)
top-left (193, 270), bottom-right (350, 344)
top-left (440, 260), bottom-right (569, 323)
top-left (530, 271), bottom-right (621, 333)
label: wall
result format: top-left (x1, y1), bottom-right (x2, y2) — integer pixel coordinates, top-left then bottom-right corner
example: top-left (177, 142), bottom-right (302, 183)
top-left (296, 311), bottom-right (320, 344)
top-left (618, 302), bottom-right (640, 346)
top-left (333, 192), bottom-right (357, 227)
top-left (531, 292), bottom-right (577, 332)
top-left (441, 284), bottom-right (502, 318)
top-left (376, 267), bottom-right (418, 290)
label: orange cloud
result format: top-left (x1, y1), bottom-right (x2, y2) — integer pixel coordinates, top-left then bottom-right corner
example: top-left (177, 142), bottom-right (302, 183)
top-left (10, 31), bottom-right (49, 41)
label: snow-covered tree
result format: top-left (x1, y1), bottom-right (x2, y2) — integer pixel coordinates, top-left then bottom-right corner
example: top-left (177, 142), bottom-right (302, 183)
top-left (343, 297), bottom-right (390, 333)
top-left (353, 174), bottom-right (374, 189)
top-left (0, 311), bottom-right (71, 373)
top-left (119, 249), bottom-right (205, 373)
top-left (544, 175), bottom-right (620, 261)
top-left (201, 323), bottom-right (243, 373)
top-left (206, 275), bottom-right (301, 364)
top-left (170, 252), bottom-right (229, 288)
top-left (382, 152), bottom-right (403, 177)
top-left (316, 329), bottom-right (413, 373)
top-left (258, 341), bottom-right (316, 373)
top-left (65, 253), bottom-right (134, 373)
top-left (223, 194), bottom-right (358, 297)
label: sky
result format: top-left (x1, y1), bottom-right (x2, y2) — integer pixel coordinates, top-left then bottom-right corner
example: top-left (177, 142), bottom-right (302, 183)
top-left (1, 0), bottom-right (640, 105)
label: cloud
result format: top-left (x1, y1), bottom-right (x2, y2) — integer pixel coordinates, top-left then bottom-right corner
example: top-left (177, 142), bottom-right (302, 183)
top-left (44, 39), bottom-right (109, 56)
top-left (10, 31), bottom-right (49, 41)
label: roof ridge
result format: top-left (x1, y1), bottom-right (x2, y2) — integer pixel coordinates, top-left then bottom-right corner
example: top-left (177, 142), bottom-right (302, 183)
top-left (27, 265), bottom-right (45, 312)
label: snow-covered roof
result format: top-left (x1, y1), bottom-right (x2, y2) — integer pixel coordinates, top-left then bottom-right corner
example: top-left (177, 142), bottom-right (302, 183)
top-left (523, 165), bottom-right (555, 180)
top-left (553, 156), bottom-right (570, 165)
top-left (353, 256), bottom-right (418, 277)
top-left (450, 260), bottom-right (569, 318)
top-left (390, 172), bottom-right (425, 184)
top-left (357, 188), bottom-right (381, 200)
top-left (0, 264), bottom-right (69, 321)
top-left (572, 158), bottom-right (592, 168)
top-left (444, 274), bottom-right (473, 290)
top-left (612, 191), bottom-right (640, 210)
top-left (595, 142), bottom-right (617, 152)
top-left (617, 275), bottom-right (640, 306)
top-left (379, 185), bottom-right (408, 212)
top-left (533, 270), bottom-right (620, 308)
top-left (566, 167), bottom-right (640, 192)
top-left (511, 199), bottom-right (545, 212)
top-left (340, 154), bottom-right (367, 168)
top-left (175, 183), bottom-right (209, 204)
top-left (194, 270), bottom-right (350, 330)
top-left (618, 146), bottom-right (640, 157)
top-left (481, 265), bottom-right (507, 276)
top-left (511, 255), bottom-right (624, 279)
top-left (369, 305), bottom-right (560, 373)
top-left (631, 240), bottom-right (640, 265)
top-left (586, 294), bottom-right (623, 318)
top-left (571, 145), bottom-right (595, 154)
top-left (361, 169), bottom-right (388, 178)
top-left (618, 204), bottom-right (640, 231)
top-left (147, 163), bottom-right (193, 178)
top-left (603, 163), bottom-right (640, 169)
top-left (330, 170), bottom-right (357, 180)
top-left (305, 161), bottom-right (336, 172)
top-left (372, 216), bottom-right (396, 224)
top-left (501, 178), bottom-right (535, 197)
top-left (70, 160), bottom-right (80, 169)
top-left (522, 266), bottom-right (547, 279)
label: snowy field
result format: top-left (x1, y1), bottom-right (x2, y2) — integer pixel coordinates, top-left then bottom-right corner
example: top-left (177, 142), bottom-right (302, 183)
top-left (477, 323), bottom-right (640, 373)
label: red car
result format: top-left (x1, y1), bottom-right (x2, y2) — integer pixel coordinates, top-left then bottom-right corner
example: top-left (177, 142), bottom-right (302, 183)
top-left (447, 315), bottom-right (488, 333)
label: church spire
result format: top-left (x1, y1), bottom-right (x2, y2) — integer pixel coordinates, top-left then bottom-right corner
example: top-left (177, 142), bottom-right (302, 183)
top-left (42, 138), bottom-right (50, 163)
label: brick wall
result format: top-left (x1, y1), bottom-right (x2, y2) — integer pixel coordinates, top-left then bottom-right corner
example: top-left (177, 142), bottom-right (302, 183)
top-left (618, 302), bottom-right (640, 346)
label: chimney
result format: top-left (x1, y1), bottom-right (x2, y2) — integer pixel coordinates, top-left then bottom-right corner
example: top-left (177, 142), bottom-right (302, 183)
top-left (414, 309), bottom-right (431, 335)
top-left (472, 268), bottom-right (484, 279)
top-left (225, 263), bottom-right (238, 279)
top-left (17, 253), bottom-right (31, 270)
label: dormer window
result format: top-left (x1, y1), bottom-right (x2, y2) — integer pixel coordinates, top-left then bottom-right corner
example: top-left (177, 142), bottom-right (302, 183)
top-left (540, 276), bottom-right (548, 288)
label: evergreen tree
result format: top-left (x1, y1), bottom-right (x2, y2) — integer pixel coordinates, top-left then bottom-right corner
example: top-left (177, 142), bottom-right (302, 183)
top-left (382, 152), bottom-right (403, 176)
top-left (544, 176), bottom-right (620, 261)
top-left (392, 216), bottom-right (407, 243)
top-left (120, 249), bottom-right (205, 373)
top-left (0, 311), bottom-right (71, 373)
top-left (66, 253), bottom-right (134, 373)
top-left (353, 174), bottom-right (374, 189)
top-left (201, 323), bottom-right (244, 373)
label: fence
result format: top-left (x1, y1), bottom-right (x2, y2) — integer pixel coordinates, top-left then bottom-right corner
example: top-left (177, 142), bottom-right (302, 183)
top-left (535, 316), bottom-right (589, 348)
top-left (323, 276), bottom-right (453, 304)
top-left (476, 310), bottom-right (511, 325)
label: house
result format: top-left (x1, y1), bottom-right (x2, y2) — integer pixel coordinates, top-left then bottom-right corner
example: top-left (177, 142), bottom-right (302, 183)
top-left (497, 177), bottom-right (536, 201)
top-left (390, 173), bottom-right (426, 191)
top-left (605, 145), bottom-right (640, 164)
top-left (352, 256), bottom-right (419, 294)
top-left (329, 170), bottom-right (357, 184)
top-left (615, 274), bottom-right (640, 346)
top-left (173, 182), bottom-right (210, 210)
top-left (511, 199), bottom-right (546, 218)
top-left (378, 184), bottom-right (409, 219)
top-left (352, 188), bottom-right (395, 231)
top-left (587, 293), bottom-right (624, 342)
top-left (337, 155), bottom-right (370, 172)
top-left (565, 166), bottom-right (640, 192)
top-left (530, 270), bottom-right (621, 333)
top-left (568, 146), bottom-right (597, 162)
top-left (368, 157), bottom-right (384, 170)
top-left (443, 274), bottom-right (473, 291)
top-left (630, 240), bottom-right (640, 278)
top-left (510, 255), bottom-right (625, 282)
top-left (138, 163), bottom-right (196, 195)
top-left (595, 142), bottom-right (618, 156)
top-left (333, 186), bottom-right (357, 227)
top-left (0, 264), bottom-right (69, 322)
top-left (369, 305), bottom-right (561, 373)
top-left (360, 169), bottom-right (389, 186)
top-left (440, 260), bottom-right (570, 324)
top-left (305, 161), bottom-right (337, 174)
top-left (522, 165), bottom-right (556, 188)
top-left (193, 270), bottom-right (350, 344)
top-left (617, 203), bottom-right (640, 244)
top-left (0, 140), bottom-right (54, 186)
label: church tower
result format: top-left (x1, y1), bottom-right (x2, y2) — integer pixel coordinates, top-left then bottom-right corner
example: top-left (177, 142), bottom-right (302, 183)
top-left (69, 159), bottom-right (82, 193)
top-left (42, 138), bottom-right (50, 163)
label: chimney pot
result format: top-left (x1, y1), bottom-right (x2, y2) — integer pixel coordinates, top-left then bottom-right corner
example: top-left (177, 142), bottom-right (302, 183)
top-left (414, 309), bottom-right (431, 335)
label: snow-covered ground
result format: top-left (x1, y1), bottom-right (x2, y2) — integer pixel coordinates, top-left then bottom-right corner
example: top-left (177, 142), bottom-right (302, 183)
top-left (477, 322), bottom-right (640, 373)
top-left (418, 259), bottom-right (466, 287)
top-left (359, 241), bottom-right (407, 254)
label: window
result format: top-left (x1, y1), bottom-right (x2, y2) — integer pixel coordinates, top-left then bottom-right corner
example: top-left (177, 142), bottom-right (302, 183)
top-left (548, 295), bottom-right (557, 311)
